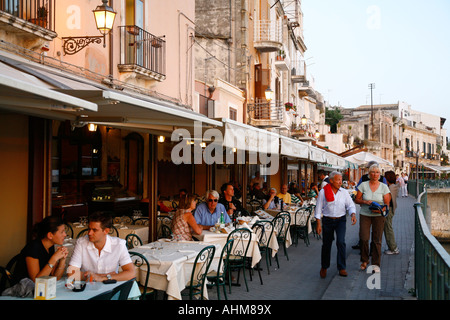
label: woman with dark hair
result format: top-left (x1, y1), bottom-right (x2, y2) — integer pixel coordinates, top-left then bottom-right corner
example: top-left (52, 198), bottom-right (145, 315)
top-left (14, 216), bottom-right (68, 282)
top-left (171, 194), bottom-right (202, 241)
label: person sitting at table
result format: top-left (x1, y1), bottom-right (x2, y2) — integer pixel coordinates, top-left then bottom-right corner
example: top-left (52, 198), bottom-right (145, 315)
top-left (219, 183), bottom-right (249, 219)
top-left (14, 216), bottom-right (69, 283)
top-left (194, 190), bottom-right (231, 229)
top-left (250, 183), bottom-right (266, 200)
top-left (67, 211), bottom-right (135, 282)
top-left (157, 191), bottom-right (172, 213)
top-left (307, 183), bottom-right (319, 199)
top-left (262, 188), bottom-right (280, 210)
top-left (277, 184), bottom-right (292, 205)
top-left (171, 193), bottom-right (202, 241)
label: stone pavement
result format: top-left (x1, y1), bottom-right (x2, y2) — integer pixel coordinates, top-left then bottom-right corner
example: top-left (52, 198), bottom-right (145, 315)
top-left (206, 195), bottom-right (417, 300)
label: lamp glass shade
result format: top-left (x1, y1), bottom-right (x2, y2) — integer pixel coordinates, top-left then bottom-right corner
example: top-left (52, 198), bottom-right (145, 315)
top-left (264, 87), bottom-right (273, 101)
top-left (93, 2), bottom-right (116, 35)
top-left (301, 115), bottom-right (308, 126)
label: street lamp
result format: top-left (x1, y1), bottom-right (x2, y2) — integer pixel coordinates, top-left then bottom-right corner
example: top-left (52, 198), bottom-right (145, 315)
top-left (62, 0), bottom-right (117, 55)
top-left (265, 87), bottom-right (274, 102)
top-left (301, 115), bottom-right (308, 126)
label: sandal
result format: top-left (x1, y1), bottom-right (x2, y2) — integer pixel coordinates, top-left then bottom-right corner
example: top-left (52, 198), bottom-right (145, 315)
top-left (360, 262), bottom-right (369, 270)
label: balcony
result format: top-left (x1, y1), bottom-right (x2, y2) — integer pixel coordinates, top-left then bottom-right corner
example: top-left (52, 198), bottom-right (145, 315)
top-left (274, 52), bottom-right (290, 71)
top-left (291, 60), bottom-right (306, 83)
top-left (118, 25), bottom-right (166, 81)
top-left (247, 99), bottom-right (284, 128)
top-left (0, 0), bottom-right (56, 40)
top-left (253, 20), bottom-right (282, 53)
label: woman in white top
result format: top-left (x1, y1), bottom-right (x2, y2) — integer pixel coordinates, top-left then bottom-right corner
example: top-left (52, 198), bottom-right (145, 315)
top-left (355, 164), bottom-right (391, 272)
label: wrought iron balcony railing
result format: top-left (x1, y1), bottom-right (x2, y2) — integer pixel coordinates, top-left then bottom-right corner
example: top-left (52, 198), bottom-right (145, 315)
top-left (247, 99), bottom-right (284, 127)
top-left (0, 0), bottom-right (55, 31)
top-left (118, 25), bottom-right (166, 81)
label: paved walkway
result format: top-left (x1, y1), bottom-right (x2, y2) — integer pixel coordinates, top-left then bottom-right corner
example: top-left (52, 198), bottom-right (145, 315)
top-left (207, 195), bottom-right (417, 300)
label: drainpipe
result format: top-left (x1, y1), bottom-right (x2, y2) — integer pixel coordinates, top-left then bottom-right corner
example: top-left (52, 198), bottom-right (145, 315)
top-left (109, 0), bottom-right (114, 78)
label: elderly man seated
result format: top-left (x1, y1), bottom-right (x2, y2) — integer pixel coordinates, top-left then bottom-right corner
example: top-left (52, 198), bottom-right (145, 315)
top-left (194, 190), bottom-right (231, 229)
top-left (277, 184), bottom-right (292, 205)
top-left (262, 188), bottom-right (280, 210)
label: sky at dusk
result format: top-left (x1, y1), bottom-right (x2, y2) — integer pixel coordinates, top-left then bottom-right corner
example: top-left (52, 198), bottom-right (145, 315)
top-left (302, 0), bottom-right (450, 133)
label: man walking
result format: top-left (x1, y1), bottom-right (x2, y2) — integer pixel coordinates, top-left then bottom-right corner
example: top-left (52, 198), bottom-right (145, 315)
top-left (315, 171), bottom-right (357, 278)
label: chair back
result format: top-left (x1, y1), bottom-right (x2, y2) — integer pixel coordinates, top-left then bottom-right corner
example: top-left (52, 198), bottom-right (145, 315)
top-left (89, 279), bottom-right (135, 300)
top-left (0, 253), bottom-right (20, 293)
top-left (64, 223), bottom-right (73, 239)
top-left (253, 220), bottom-right (273, 249)
top-left (294, 208), bottom-right (311, 227)
top-left (247, 199), bottom-right (262, 214)
top-left (159, 224), bottom-right (172, 239)
top-left (156, 216), bottom-right (172, 237)
top-left (133, 217), bottom-right (149, 226)
top-left (108, 225), bottom-right (119, 237)
top-left (188, 245), bottom-right (216, 299)
top-left (76, 228), bottom-right (89, 239)
top-left (273, 214), bottom-right (289, 241)
top-left (218, 239), bottom-right (234, 275)
top-left (226, 228), bottom-right (252, 259)
top-left (125, 234), bottom-right (143, 249)
top-left (129, 251), bottom-right (150, 298)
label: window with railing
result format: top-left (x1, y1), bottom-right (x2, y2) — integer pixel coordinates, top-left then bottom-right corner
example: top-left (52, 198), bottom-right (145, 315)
top-left (0, 0), bottom-right (55, 30)
top-left (118, 25), bottom-right (166, 80)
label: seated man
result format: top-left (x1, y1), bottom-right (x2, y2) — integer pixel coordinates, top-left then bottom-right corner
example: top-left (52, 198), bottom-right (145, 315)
top-left (250, 183), bottom-right (266, 200)
top-left (219, 183), bottom-right (248, 218)
top-left (277, 184), bottom-right (292, 205)
top-left (262, 188), bottom-right (280, 210)
top-left (68, 211), bottom-right (135, 282)
top-left (194, 190), bottom-right (231, 229)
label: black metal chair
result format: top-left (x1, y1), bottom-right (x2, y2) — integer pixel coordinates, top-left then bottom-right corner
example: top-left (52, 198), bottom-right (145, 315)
top-left (182, 245), bottom-right (216, 300)
top-left (89, 279), bottom-right (135, 300)
top-left (158, 224), bottom-right (172, 240)
top-left (156, 216), bottom-right (172, 238)
top-left (206, 238), bottom-right (234, 300)
top-left (253, 220), bottom-right (275, 276)
top-left (247, 199), bottom-right (262, 215)
top-left (0, 253), bottom-right (20, 294)
top-left (125, 234), bottom-right (143, 249)
top-left (293, 207), bottom-right (313, 246)
top-left (226, 228), bottom-right (252, 292)
top-left (275, 212), bottom-right (291, 260)
top-left (76, 228), bottom-right (89, 239)
top-left (250, 222), bottom-right (265, 285)
top-left (108, 225), bottom-right (119, 237)
top-left (129, 251), bottom-right (155, 300)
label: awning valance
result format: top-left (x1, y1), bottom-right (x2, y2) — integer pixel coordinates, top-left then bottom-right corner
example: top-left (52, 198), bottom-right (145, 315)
top-left (309, 146), bottom-right (327, 163)
top-left (221, 118), bottom-right (279, 154)
top-left (280, 136), bottom-right (309, 159)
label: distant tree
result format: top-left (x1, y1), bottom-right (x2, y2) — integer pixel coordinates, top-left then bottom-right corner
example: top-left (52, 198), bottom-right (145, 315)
top-left (325, 107), bottom-right (343, 133)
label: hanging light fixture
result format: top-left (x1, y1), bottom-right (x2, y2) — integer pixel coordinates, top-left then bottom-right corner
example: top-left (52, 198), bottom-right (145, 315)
top-left (88, 123), bottom-right (98, 132)
top-left (265, 87), bottom-right (274, 101)
top-left (158, 135), bottom-right (165, 143)
top-left (301, 115), bottom-right (308, 126)
top-left (62, 0), bottom-right (117, 55)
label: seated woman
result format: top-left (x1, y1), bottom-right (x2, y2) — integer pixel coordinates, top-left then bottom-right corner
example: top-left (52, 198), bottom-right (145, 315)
top-left (171, 194), bottom-right (202, 241)
top-left (14, 216), bottom-right (69, 282)
top-left (307, 183), bottom-right (319, 199)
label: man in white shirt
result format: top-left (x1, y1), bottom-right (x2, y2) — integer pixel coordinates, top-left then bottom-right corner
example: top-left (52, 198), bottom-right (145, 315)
top-left (68, 211), bottom-right (135, 282)
top-left (315, 171), bottom-right (357, 278)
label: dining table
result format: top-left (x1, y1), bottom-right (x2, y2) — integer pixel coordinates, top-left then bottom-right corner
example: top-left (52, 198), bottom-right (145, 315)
top-left (129, 239), bottom-right (221, 300)
top-left (0, 278), bottom-right (141, 300)
top-left (193, 223), bottom-right (263, 267)
top-left (262, 204), bottom-right (313, 234)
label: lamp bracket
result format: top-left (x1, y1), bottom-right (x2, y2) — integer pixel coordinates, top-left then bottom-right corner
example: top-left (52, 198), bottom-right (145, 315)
top-left (62, 36), bottom-right (105, 55)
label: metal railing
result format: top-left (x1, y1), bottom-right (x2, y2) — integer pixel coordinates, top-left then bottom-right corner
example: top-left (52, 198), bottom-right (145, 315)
top-left (254, 19), bottom-right (282, 43)
top-left (247, 99), bottom-right (284, 122)
top-left (0, 0), bottom-right (55, 31)
top-left (414, 195), bottom-right (450, 300)
top-left (118, 25), bottom-right (166, 79)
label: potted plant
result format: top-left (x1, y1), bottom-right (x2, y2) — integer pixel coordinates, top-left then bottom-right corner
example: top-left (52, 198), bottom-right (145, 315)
top-left (284, 102), bottom-right (296, 112)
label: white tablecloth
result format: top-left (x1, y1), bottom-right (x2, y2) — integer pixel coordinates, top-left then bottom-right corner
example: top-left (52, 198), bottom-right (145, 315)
top-left (193, 226), bottom-right (262, 268)
top-left (129, 240), bottom-right (221, 300)
top-left (0, 279), bottom-right (140, 300)
top-left (71, 223), bottom-right (148, 243)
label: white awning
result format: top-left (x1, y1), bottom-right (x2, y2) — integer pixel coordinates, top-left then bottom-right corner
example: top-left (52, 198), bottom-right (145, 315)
top-left (0, 61), bottom-right (98, 120)
top-left (344, 151), bottom-right (394, 167)
top-left (220, 118), bottom-right (279, 154)
top-left (309, 146), bottom-right (327, 163)
top-left (280, 136), bottom-right (309, 159)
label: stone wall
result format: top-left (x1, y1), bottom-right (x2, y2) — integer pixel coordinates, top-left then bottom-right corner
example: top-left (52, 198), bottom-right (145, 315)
top-left (427, 189), bottom-right (450, 240)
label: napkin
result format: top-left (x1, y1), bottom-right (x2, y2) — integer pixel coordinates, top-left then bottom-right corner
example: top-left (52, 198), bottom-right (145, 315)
top-left (120, 226), bottom-right (128, 229)
top-left (250, 216), bottom-right (260, 225)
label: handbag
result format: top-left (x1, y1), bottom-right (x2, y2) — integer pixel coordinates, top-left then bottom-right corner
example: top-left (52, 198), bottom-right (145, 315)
top-left (368, 202), bottom-right (389, 217)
